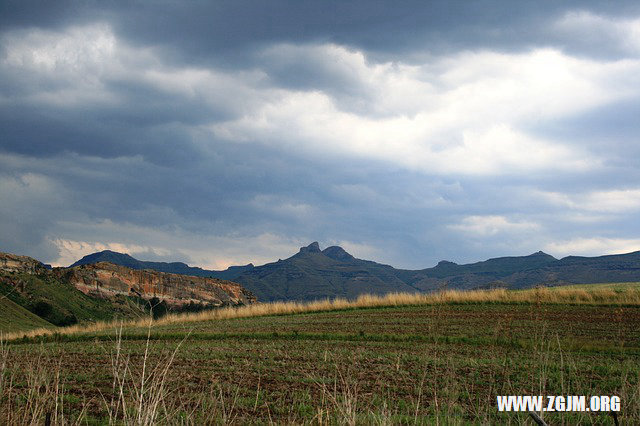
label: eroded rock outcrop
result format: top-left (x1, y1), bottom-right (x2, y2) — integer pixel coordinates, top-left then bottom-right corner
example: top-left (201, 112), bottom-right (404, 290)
top-left (0, 251), bottom-right (257, 309)
top-left (0, 252), bottom-right (48, 274)
top-left (56, 262), bottom-right (256, 308)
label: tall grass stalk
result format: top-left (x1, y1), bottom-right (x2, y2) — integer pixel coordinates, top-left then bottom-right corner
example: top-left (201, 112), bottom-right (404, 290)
top-left (0, 333), bottom-right (7, 396)
top-left (0, 345), bottom-right (87, 425)
top-left (313, 362), bottom-right (360, 426)
top-left (104, 321), bottom-right (189, 425)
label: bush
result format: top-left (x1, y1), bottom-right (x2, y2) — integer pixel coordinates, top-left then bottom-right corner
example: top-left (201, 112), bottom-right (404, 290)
top-left (32, 300), bottom-right (53, 318)
top-left (30, 300), bottom-right (78, 327)
top-left (149, 297), bottom-right (168, 320)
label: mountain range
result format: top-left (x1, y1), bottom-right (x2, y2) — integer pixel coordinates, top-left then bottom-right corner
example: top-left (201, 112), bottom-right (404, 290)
top-left (72, 243), bottom-right (640, 302)
top-left (4, 242), bottom-right (640, 332)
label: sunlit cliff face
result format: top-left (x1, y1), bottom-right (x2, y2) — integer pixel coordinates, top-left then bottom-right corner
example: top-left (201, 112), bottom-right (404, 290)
top-left (61, 262), bottom-right (257, 307)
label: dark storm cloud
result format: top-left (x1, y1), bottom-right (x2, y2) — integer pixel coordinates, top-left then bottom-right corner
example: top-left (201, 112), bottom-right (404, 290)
top-left (4, 0), bottom-right (640, 64)
top-left (532, 99), bottom-right (640, 166)
top-left (2, 1), bottom-right (640, 268)
top-left (0, 105), bottom-right (203, 164)
top-left (113, 0), bottom-right (636, 61)
top-left (0, 44), bottom-right (248, 165)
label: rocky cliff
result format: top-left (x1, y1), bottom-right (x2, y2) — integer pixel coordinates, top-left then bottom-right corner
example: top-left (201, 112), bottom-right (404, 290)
top-left (55, 262), bottom-right (257, 308)
top-left (0, 252), bottom-right (48, 274)
top-left (0, 252), bottom-right (257, 311)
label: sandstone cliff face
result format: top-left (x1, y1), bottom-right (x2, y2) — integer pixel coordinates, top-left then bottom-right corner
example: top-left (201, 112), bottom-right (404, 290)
top-left (0, 252), bottom-right (47, 274)
top-left (0, 252), bottom-right (257, 308)
top-left (55, 262), bottom-right (257, 308)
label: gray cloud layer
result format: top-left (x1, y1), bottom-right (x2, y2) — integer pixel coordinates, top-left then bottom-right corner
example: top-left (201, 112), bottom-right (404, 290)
top-left (2, 1), bottom-right (640, 269)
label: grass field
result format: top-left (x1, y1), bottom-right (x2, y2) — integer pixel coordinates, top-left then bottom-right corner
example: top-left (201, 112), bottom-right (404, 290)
top-left (1, 286), bottom-right (639, 424)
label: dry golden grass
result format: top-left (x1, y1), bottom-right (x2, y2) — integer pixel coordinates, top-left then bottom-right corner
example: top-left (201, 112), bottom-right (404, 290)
top-left (6, 286), bottom-right (640, 342)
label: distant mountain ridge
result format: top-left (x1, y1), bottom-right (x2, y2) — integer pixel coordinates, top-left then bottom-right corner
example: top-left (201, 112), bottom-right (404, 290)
top-left (71, 250), bottom-right (254, 281)
top-left (69, 244), bottom-right (640, 302)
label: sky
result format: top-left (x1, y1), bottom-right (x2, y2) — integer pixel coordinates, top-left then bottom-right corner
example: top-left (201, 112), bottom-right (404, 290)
top-left (2, 1), bottom-right (640, 270)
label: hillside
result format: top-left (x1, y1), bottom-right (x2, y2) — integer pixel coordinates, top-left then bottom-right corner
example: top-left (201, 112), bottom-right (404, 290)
top-left (0, 251), bottom-right (257, 333)
top-left (0, 272), bottom-right (144, 328)
top-left (0, 269), bottom-right (146, 329)
top-left (71, 250), bottom-right (254, 280)
top-left (0, 297), bottom-right (53, 332)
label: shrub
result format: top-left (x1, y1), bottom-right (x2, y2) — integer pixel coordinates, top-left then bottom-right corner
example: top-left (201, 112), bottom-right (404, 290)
top-left (31, 300), bottom-right (53, 318)
top-left (149, 297), bottom-right (169, 320)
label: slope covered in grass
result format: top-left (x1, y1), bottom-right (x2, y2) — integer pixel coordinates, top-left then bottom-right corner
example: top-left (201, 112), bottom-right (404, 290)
top-left (0, 271), bottom-right (145, 329)
top-left (0, 297), bottom-right (52, 333)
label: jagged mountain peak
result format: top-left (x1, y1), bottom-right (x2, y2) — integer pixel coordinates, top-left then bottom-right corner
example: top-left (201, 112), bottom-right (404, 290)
top-left (299, 242), bottom-right (322, 254)
top-left (322, 246), bottom-right (355, 262)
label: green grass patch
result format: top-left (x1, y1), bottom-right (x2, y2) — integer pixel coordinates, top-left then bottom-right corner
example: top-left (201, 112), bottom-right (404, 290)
top-left (0, 271), bottom-right (146, 330)
top-left (0, 297), bottom-right (53, 332)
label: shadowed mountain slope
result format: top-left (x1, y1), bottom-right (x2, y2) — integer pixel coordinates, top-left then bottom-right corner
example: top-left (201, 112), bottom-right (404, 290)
top-left (405, 251), bottom-right (640, 291)
top-left (233, 242), bottom-right (418, 302)
top-left (403, 250), bottom-right (559, 290)
top-left (234, 245), bottom-right (640, 300)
